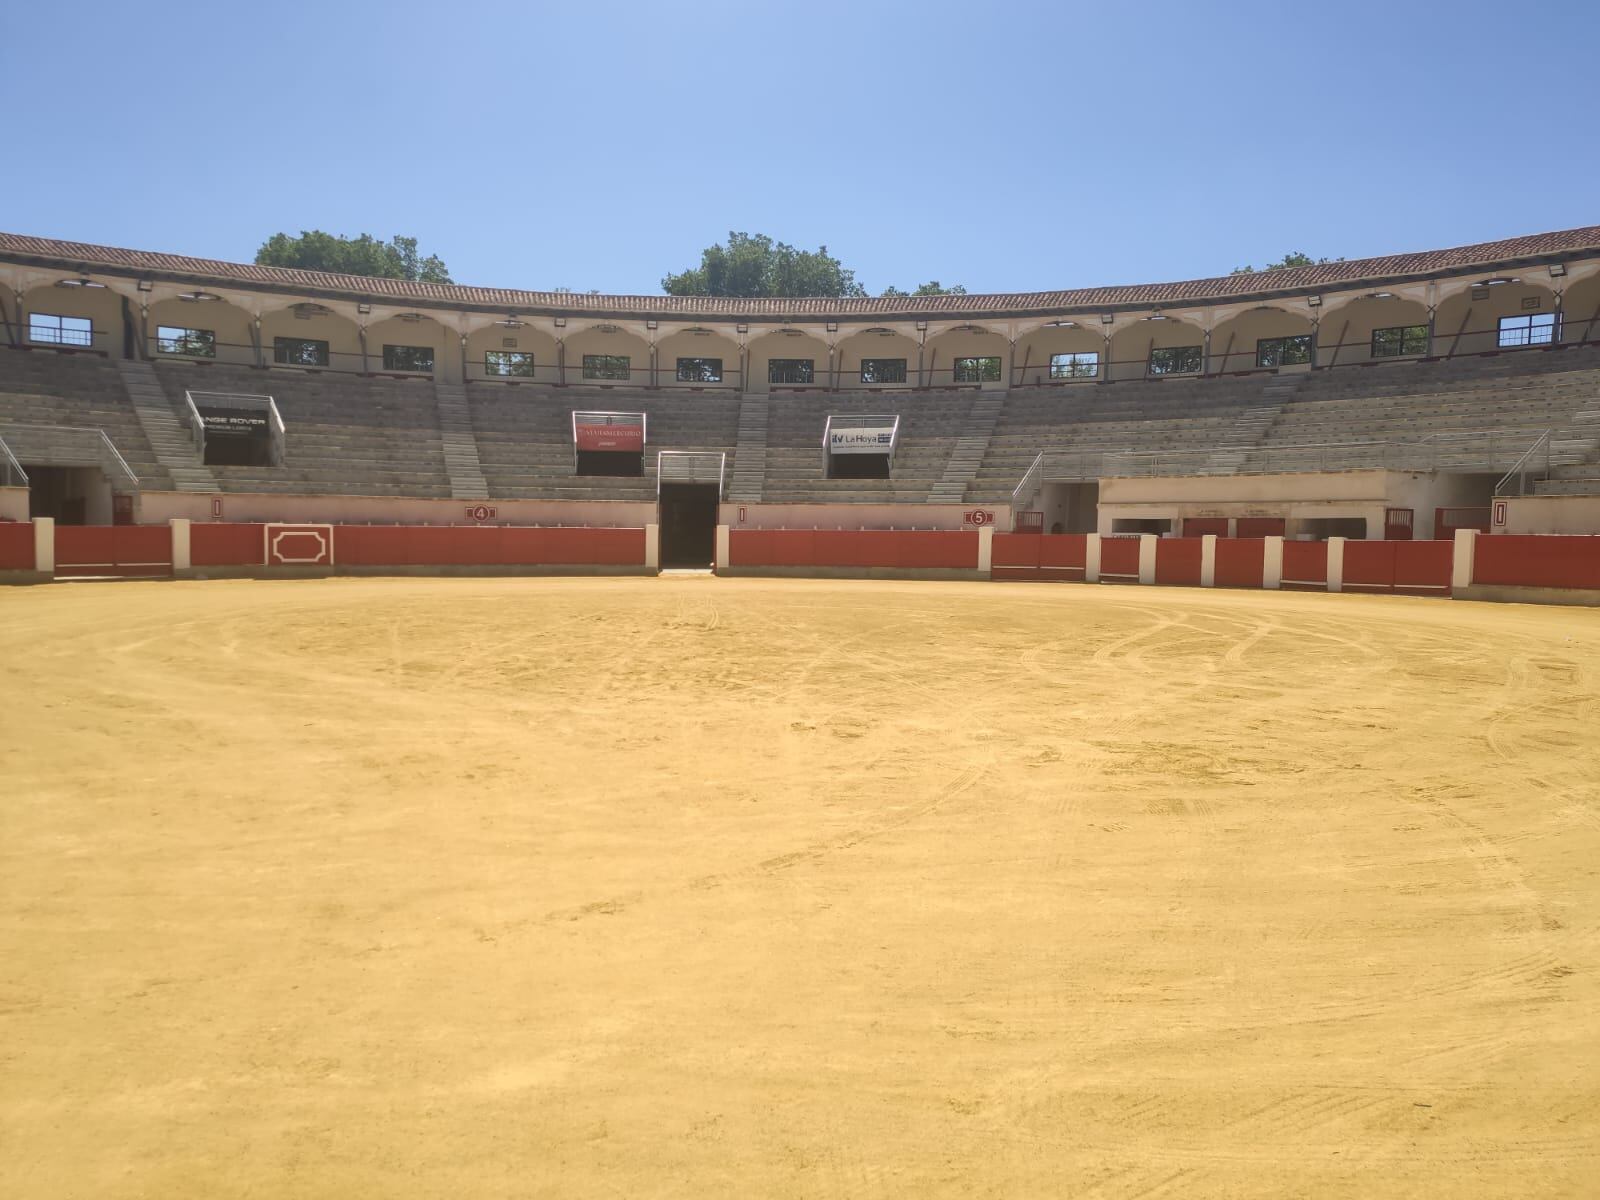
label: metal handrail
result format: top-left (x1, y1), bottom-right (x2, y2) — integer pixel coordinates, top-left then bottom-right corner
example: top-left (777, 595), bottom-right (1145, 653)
top-left (0, 423), bottom-right (138, 487)
top-left (0, 435), bottom-right (27, 487)
top-left (1495, 429), bottom-right (1554, 497)
top-left (656, 450), bottom-right (727, 497)
top-left (180, 390), bottom-right (206, 450)
top-left (1012, 451), bottom-right (1045, 511)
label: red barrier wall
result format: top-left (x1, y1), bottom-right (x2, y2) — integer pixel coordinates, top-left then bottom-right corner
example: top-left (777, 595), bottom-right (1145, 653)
top-left (54, 525), bottom-right (172, 577)
top-left (1474, 535), bottom-right (1600, 591)
top-left (0, 522), bottom-right (32, 570)
top-left (191, 522), bottom-right (266, 567)
top-left (1214, 538), bottom-right (1265, 588)
top-left (728, 529), bottom-right (977, 570)
top-left (1154, 537), bottom-right (1202, 586)
top-left (1038, 534), bottom-right (1087, 578)
top-left (1342, 540), bottom-right (1395, 590)
top-left (333, 525), bottom-right (645, 568)
top-left (991, 532), bottom-right (1041, 569)
top-left (1344, 540), bottom-right (1452, 593)
top-left (1280, 540), bottom-right (1328, 589)
top-left (990, 533), bottom-right (1086, 580)
top-left (1100, 537), bottom-right (1141, 578)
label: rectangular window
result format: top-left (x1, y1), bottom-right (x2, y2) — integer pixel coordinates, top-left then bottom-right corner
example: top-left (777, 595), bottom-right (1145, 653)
top-left (1049, 351), bottom-right (1099, 379)
top-left (1371, 324), bottom-right (1429, 357)
top-left (1255, 334), bottom-right (1312, 368)
top-left (1148, 345), bottom-right (1202, 376)
top-left (382, 344), bottom-right (434, 373)
top-left (768, 358), bottom-right (815, 384)
top-left (273, 336), bottom-right (329, 367)
top-left (157, 325), bottom-right (216, 358)
top-left (859, 357), bottom-right (907, 384)
top-left (484, 350), bottom-right (535, 377)
top-left (582, 354), bottom-right (631, 381)
top-left (953, 356), bottom-right (1002, 383)
top-left (28, 313), bottom-right (93, 347)
top-left (676, 357), bottom-right (723, 383)
top-left (1498, 313), bottom-right (1557, 348)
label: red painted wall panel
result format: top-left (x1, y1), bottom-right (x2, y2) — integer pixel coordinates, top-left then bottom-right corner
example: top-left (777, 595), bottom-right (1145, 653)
top-left (1342, 540), bottom-right (1396, 589)
top-left (991, 533), bottom-right (1041, 569)
top-left (728, 529), bottom-right (976, 570)
top-left (0, 522), bottom-right (33, 570)
top-left (1392, 540), bottom-right (1453, 590)
top-left (1038, 534), bottom-right (1087, 570)
top-left (1474, 535), bottom-right (1600, 591)
top-left (191, 522), bottom-right (265, 567)
top-left (333, 525), bottom-right (645, 568)
top-left (1214, 538), bottom-right (1265, 588)
top-left (1281, 540), bottom-right (1328, 586)
top-left (55, 525), bottom-right (172, 576)
top-left (728, 529), bottom-right (814, 567)
top-left (1154, 537), bottom-right (1203, 586)
top-left (1100, 536), bottom-right (1141, 577)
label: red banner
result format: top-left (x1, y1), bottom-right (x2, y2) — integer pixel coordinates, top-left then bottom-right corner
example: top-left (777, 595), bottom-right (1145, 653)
top-left (575, 424), bottom-right (643, 452)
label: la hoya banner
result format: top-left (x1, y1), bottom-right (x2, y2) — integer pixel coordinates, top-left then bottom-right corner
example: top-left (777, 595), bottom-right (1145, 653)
top-left (828, 426), bottom-right (896, 454)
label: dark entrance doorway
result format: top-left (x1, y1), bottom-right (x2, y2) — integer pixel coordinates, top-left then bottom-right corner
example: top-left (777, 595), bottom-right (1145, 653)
top-left (658, 483), bottom-right (718, 567)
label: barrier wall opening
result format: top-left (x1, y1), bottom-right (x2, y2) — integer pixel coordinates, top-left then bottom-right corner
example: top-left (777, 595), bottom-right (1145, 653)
top-left (659, 483), bottom-right (718, 567)
top-left (26, 465), bottom-right (112, 525)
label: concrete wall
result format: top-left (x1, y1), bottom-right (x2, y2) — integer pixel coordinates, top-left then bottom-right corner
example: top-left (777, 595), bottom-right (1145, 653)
top-left (0, 486), bottom-right (29, 522)
top-left (1209, 307), bottom-right (1315, 373)
top-left (655, 328), bottom-right (743, 388)
top-left (259, 307), bottom-right (363, 371)
top-left (137, 490), bottom-right (656, 528)
top-left (366, 314), bottom-right (453, 380)
top-left (747, 331), bottom-right (831, 393)
top-left (147, 297), bottom-right (256, 365)
top-left (1013, 326), bottom-right (1105, 386)
top-left (563, 326), bottom-right (651, 385)
top-left (20, 283), bottom-right (125, 356)
top-left (1434, 282), bottom-right (1557, 358)
top-left (721, 500), bottom-right (1006, 531)
top-left (835, 330), bottom-right (921, 387)
top-left (465, 324), bottom-right (561, 383)
top-left (1317, 296), bottom-right (1430, 366)
top-left (1498, 495), bottom-right (1600, 534)
top-left (1107, 319), bottom-right (1205, 381)
top-left (925, 327), bottom-right (1009, 388)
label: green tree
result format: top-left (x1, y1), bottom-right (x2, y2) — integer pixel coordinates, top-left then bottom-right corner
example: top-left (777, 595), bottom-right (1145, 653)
top-left (882, 280), bottom-right (968, 297)
top-left (255, 231), bottom-right (453, 283)
top-left (662, 232), bottom-right (867, 297)
top-left (1230, 251), bottom-right (1343, 275)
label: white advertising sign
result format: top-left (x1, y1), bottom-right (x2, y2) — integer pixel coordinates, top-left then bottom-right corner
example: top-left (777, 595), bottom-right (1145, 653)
top-left (828, 426), bottom-right (897, 454)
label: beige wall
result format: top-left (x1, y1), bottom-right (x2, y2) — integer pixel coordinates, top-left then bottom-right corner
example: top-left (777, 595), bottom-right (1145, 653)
top-left (1434, 282), bottom-right (1556, 358)
top-left (721, 501), bottom-right (1006, 531)
top-left (466, 324), bottom-right (560, 384)
top-left (139, 489), bottom-right (656, 528)
top-left (259, 307), bottom-right (363, 371)
top-left (925, 328), bottom-right (1009, 389)
top-left (365, 314), bottom-right (452, 379)
top-left (562, 327), bottom-right (650, 385)
top-left (836, 330), bottom-right (920, 387)
top-left (1014, 326), bottom-right (1105, 386)
top-left (20, 283), bottom-right (124, 355)
top-left (655, 328), bottom-right (742, 388)
top-left (147, 297), bottom-right (256, 365)
top-left (1209, 307), bottom-right (1314, 373)
top-left (1316, 296), bottom-right (1430, 366)
top-left (1559, 275), bottom-right (1600, 344)
top-left (0, 487), bottom-right (28, 522)
top-left (747, 331), bottom-right (831, 393)
top-left (1499, 495), bottom-right (1600, 535)
top-left (1107, 319), bottom-right (1205, 381)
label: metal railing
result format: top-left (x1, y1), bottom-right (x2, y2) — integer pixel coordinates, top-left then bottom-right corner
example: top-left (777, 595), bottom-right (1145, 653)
top-left (1012, 451), bottom-right (1046, 513)
top-left (0, 435), bottom-right (27, 487)
top-left (821, 412), bottom-right (901, 458)
top-left (0, 424), bottom-right (139, 487)
top-left (657, 450), bottom-right (726, 495)
top-left (1495, 430), bottom-right (1554, 497)
top-left (187, 390), bottom-right (286, 466)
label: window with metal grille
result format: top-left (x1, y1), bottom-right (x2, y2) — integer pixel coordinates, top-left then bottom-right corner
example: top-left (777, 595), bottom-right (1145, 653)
top-left (1498, 313), bottom-right (1557, 348)
top-left (676, 357), bottom-right (723, 383)
top-left (485, 350), bottom-right (534, 377)
top-left (273, 337), bottom-right (329, 367)
top-left (1049, 351), bottom-right (1099, 379)
top-left (1371, 325), bottom-right (1429, 357)
top-left (1255, 334), bottom-right (1312, 368)
top-left (157, 326), bottom-right (216, 358)
top-left (860, 358), bottom-right (907, 384)
top-left (582, 354), bottom-right (630, 381)
top-left (383, 344), bottom-right (434, 372)
top-left (954, 356), bottom-right (1002, 383)
top-left (768, 358), bottom-right (814, 384)
top-left (28, 313), bottom-right (92, 346)
top-left (1148, 345), bottom-right (1202, 375)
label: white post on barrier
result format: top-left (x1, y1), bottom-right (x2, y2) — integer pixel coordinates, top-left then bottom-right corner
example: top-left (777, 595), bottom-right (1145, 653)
top-left (1084, 533), bottom-right (1102, 583)
top-left (644, 523), bottom-right (660, 572)
top-left (715, 524), bottom-right (730, 572)
top-left (1452, 528), bottom-right (1478, 598)
top-left (1138, 533), bottom-right (1158, 585)
top-left (1200, 534), bottom-right (1217, 588)
top-left (977, 525), bottom-right (994, 576)
top-left (170, 519), bottom-right (191, 572)
top-left (32, 516), bottom-right (54, 574)
top-left (1262, 535), bottom-right (1284, 590)
top-left (1326, 536), bottom-right (1347, 593)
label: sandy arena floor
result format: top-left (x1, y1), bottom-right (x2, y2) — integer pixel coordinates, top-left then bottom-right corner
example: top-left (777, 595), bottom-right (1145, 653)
top-left (2, 575), bottom-right (1598, 1198)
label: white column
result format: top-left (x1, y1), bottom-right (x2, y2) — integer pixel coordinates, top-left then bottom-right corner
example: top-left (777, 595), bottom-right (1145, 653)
top-left (1326, 536), bottom-right (1347, 593)
top-left (1262, 535), bottom-right (1284, 590)
top-left (1451, 528), bottom-right (1478, 598)
top-left (977, 525), bottom-right (994, 576)
top-left (715, 524), bottom-right (730, 572)
top-left (170, 518), bottom-right (191, 572)
top-left (644, 523), bottom-right (660, 571)
top-left (1084, 533), bottom-right (1102, 583)
top-left (1200, 533), bottom-right (1217, 588)
top-left (32, 516), bottom-right (54, 574)
top-left (1137, 533), bottom-right (1158, 585)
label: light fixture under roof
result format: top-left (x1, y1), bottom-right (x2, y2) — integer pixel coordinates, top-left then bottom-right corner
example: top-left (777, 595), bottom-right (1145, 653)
top-left (1477, 277), bottom-right (1518, 287)
top-left (1100, 313), bottom-right (1115, 324)
top-left (1142, 313), bottom-right (1170, 322)
top-left (57, 277), bottom-right (106, 289)
top-left (1045, 319), bottom-right (1078, 328)
top-left (178, 290), bottom-right (220, 302)
top-left (1370, 291), bottom-right (1396, 300)
top-left (357, 301), bottom-right (373, 314)
top-left (1549, 263), bottom-right (1568, 278)
top-left (496, 313), bottom-right (526, 328)
top-left (1307, 295), bottom-right (1322, 308)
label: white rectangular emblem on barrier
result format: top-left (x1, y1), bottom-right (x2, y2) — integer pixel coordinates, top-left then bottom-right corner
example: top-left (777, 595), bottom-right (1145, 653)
top-left (264, 523), bottom-right (335, 566)
top-left (1492, 499), bottom-right (1508, 529)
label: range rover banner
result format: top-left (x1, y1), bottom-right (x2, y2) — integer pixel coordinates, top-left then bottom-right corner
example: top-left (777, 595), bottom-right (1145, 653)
top-left (828, 426), bottom-right (897, 454)
top-left (198, 408), bottom-right (269, 436)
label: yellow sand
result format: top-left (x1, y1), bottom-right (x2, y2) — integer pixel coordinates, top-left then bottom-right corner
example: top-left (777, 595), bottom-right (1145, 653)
top-left (2, 576), bottom-right (1597, 1198)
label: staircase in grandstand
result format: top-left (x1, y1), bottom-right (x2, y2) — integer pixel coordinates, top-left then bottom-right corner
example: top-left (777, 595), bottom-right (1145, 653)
top-left (433, 382), bottom-right (490, 500)
top-left (115, 359), bottom-right (217, 491)
top-left (927, 396), bottom-right (1003, 503)
top-left (727, 393), bottom-right (769, 503)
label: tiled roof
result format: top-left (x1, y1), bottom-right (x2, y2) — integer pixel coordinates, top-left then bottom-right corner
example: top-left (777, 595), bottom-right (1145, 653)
top-left (1, 226), bottom-right (1596, 320)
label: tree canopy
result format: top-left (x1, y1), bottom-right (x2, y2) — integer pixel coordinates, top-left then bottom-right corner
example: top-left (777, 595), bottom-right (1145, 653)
top-left (255, 231), bottom-right (453, 283)
top-left (880, 281), bottom-right (968, 298)
top-left (662, 232), bottom-right (868, 298)
top-left (1230, 251), bottom-right (1344, 275)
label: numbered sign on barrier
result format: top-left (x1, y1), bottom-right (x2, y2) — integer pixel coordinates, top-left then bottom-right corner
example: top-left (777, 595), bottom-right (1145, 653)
top-left (466, 504), bottom-right (498, 523)
top-left (963, 509), bottom-right (995, 528)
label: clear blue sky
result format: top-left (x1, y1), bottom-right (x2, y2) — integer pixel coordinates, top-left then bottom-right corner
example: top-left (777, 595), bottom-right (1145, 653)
top-left (4, 0), bottom-right (1594, 297)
